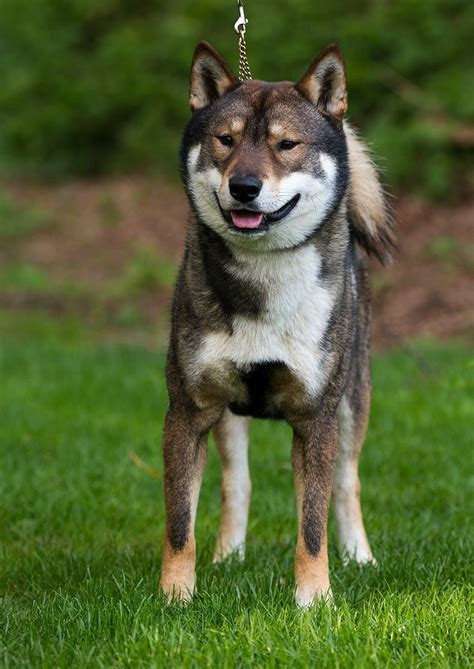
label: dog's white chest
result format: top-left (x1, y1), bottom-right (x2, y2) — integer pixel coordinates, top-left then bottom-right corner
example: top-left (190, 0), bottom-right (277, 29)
top-left (198, 246), bottom-right (334, 396)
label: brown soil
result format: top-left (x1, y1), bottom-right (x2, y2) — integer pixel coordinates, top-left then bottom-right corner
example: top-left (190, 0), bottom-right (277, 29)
top-left (370, 197), bottom-right (473, 347)
top-left (1, 176), bottom-right (473, 348)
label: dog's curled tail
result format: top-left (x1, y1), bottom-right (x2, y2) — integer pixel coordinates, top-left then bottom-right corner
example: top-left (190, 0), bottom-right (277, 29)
top-left (345, 122), bottom-right (396, 265)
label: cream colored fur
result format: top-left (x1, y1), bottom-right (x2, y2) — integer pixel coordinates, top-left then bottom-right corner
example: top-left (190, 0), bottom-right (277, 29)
top-left (334, 396), bottom-right (375, 564)
top-left (213, 410), bottom-right (251, 561)
top-left (345, 122), bottom-right (395, 263)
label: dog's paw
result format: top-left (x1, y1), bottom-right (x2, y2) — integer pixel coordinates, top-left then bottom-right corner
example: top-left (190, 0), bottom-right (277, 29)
top-left (295, 585), bottom-right (334, 609)
top-left (341, 546), bottom-right (377, 567)
top-left (213, 541), bottom-right (245, 564)
top-left (161, 572), bottom-right (195, 604)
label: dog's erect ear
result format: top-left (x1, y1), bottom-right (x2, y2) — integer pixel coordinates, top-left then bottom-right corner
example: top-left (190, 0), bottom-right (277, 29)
top-left (189, 42), bottom-right (238, 112)
top-left (296, 44), bottom-right (347, 120)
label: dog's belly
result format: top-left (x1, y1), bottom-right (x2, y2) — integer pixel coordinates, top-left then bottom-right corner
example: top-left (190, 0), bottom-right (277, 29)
top-left (229, 361), bottom-right (291, 419)
top-left (197, 317), bottom-right (331, 400)
top-left (193, 323), bottom-right (332, 417)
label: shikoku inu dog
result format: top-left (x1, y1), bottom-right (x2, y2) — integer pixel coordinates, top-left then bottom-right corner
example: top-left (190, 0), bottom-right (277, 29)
top-left (160, 41), bottom-right (395, 607)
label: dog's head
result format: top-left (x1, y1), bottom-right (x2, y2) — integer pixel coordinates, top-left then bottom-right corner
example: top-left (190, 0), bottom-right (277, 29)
top-left (181, 42), bottom-right (349, 251)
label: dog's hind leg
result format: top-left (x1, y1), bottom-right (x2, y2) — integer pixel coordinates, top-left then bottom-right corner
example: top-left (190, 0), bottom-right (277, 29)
top-left (333, 394), bottom-right (375, 565)
top-left (212, 409), bottom-right (251, 562)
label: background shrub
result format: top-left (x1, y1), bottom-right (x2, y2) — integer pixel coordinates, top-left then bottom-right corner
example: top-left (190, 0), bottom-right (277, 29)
top-left (0, 0), bottom-right (472, 197)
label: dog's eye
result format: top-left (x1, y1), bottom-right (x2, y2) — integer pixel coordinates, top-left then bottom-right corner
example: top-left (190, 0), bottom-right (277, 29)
top-left (279, 140), bottom-right (299, 151)
top-left (218, 135), bottom-right (234, 148)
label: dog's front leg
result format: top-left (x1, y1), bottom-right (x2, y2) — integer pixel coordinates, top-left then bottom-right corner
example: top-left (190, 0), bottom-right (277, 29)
top-left (160, 405), bottom-right (218, 602)
top-left (291, 415), bottom-right (338, 608)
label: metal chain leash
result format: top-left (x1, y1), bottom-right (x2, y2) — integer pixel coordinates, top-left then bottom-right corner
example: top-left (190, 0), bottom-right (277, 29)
top-left (234, 0), bottom-right (252, 80)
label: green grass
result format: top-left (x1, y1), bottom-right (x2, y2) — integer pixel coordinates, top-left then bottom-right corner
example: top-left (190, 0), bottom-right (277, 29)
top-left (0, 263), bottom-right (52, 292)
top-left (424, 236), bottom-right (474, 272)
top-left (0, 193), bottom-right (51, 240)
top-left (0, 253), bottom-right (177, 298)
top-left (0, 253), bottom-right (177, 337)
top-left (0, 316), bottom-right (472, 667)
top-left (111, 246), bottom-right (178, 295)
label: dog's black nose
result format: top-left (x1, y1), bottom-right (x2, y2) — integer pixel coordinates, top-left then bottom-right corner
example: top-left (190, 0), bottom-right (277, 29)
top-left (229, 175), bottom-right (262, 203)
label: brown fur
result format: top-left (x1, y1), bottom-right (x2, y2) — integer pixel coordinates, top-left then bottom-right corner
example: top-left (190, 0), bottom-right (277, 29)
top-left (160, 41), bottom-right (394, 605)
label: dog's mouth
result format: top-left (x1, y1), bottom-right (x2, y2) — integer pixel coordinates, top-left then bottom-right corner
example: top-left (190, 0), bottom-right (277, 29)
top-left (216, 194), bottom-right (301, 235)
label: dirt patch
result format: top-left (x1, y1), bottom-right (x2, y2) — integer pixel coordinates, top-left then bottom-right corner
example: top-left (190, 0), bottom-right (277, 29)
top-left (1, 176), bottom-right (473, 348)
top-left (370, 197), bottom-right (473, 347)
top-left (2, 177), bottom-right (185, 281)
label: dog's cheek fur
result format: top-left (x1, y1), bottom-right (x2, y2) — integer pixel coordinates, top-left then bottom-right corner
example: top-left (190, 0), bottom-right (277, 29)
top-left (186, 151), bottom-right (344, 253)
top-left (187, 144), bottom-right (229, 237)
top-left (262, 154), bottom-right (339, 248)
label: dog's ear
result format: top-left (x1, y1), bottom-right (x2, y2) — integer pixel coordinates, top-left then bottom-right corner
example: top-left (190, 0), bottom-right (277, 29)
top-left (189, 42), bottom-right (238, 112)
top-left (296, 44), bottom-right (347, 120)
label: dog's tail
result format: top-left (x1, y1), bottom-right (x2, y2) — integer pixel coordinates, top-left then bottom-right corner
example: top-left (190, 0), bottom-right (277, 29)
top-left (345, 122), bottom-right (396, 265)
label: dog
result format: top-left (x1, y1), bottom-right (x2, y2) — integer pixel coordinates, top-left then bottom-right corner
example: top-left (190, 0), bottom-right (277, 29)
top-left (160, 41), bottom-right (395, 607)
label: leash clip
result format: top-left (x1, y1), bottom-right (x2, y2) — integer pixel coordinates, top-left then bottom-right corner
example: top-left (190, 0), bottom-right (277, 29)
top-left (234, 0), bottom-right (252, 81)
top-left (234, 0), bottom-right (248, 35)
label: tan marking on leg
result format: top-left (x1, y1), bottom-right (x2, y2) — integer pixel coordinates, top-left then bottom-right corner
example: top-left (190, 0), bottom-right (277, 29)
top-left (293, 451), bottom-right (332, 608)
top-left (334, 396), bottom-right (375, 564)
top-left (295, 533), bottom-right (331, 607)
top-left (212, 409), bottom-right (251, 562)
top-left (161, 437), bottom-right (207, 602)
top-left (161, 536), bottom-right (196, 602)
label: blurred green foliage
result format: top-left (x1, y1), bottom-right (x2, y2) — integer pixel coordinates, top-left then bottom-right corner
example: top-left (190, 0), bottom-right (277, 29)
top-left (0, 193), bottom-right (51, 239)
top-left (122, 246), bottom-right (177, 292)
top-left (0, 263), bottom-right (51, 291)
top-left (0, 0), bottom-right (472, 197)
top-left (424, 235), bottom-right (474, 271)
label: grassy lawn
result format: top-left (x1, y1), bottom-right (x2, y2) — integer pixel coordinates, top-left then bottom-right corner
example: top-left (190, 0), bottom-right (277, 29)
top-left (0, 314), bottom-right (472, 667)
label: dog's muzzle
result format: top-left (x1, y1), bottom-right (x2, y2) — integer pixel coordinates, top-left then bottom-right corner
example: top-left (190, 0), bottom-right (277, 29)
top-left (216, 193), bottom-right (301, 235)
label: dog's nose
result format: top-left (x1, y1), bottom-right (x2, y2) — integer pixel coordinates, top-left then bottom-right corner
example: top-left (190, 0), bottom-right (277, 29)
top-left (229, 175), bottom-right (262, 203)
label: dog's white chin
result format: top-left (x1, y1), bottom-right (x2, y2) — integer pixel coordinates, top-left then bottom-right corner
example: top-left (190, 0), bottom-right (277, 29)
top-left (188, 147), bottom-right (338, 251)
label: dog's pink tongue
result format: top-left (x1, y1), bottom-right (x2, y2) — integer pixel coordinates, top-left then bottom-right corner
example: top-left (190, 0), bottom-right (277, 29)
top-left (231, 211), bottom-right (264, 229)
